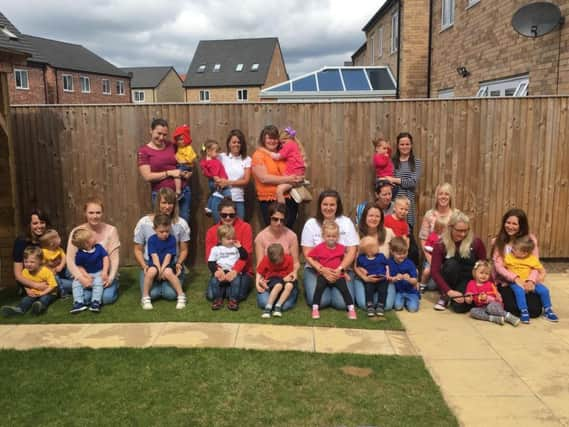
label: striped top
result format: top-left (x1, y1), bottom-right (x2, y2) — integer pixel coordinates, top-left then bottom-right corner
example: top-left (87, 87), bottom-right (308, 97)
top-left (394, 158), bottom-right (422, 228)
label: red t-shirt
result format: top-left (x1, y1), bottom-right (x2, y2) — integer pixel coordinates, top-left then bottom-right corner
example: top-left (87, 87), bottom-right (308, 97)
top-left (137, 141), bottom-right (177, 192)
top-left (199, 158), bottom-right (228, 179)
top-left (307, 242), bottom-right (346, 269)
top-left (257, 254), bottom-right (294, 279)
top-left (279, 140), bottom-right (305, 175)
top-left (384, 215), bottom-right (409, 237)
top-left (465, 280), bottom-right (501, 307)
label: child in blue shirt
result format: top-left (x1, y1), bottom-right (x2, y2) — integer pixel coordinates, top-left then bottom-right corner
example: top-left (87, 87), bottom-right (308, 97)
top-left (70, 228), bottom-right (109, 314)
top-left (388, 236), bottom-right (420, 312)
top-left (356, 236), bottom-right (389, 317)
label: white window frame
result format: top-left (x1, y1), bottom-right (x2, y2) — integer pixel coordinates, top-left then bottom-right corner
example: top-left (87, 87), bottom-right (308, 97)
top-left (102, 79), bottom-right (111, 95)
top-left (441, 0), bottom-right (455, 30)
top-left (237, 89), bottom-right (248, 102)
top-left (80, 76), bottom-right (90, 93)
top-left (467, 0), bottom-right (480, 8)
top-left (477, 75), bottom-right (529, 97)
top-left (438, 88), bottom-right (454, 98)
top-left (134, 90), bottom-right (145, 103)
top-left (199, 89), bottom-right (210, 102)
top-left (378, 27), bottom-right (383, 59)
top-left (251, 63), bottom-right (259, 71)
top-left (213, 64), bottom-right (221, 72)
top-left (14, 69), bottom-right (29, 90)
top-left (1, 25), bottom-right (18, 40)
top-left (369, 32), bottom-right (375, 65)
top-left (116, 80), bottom-right (125, 95)
top-left (197, 64), bottom-right (206, 73)
top-left (63, 74), bottom-right (73, 92)
top-left (235, 64), bottom-right (244, 72)
top-left (391, 12), bottom-right (399, 54)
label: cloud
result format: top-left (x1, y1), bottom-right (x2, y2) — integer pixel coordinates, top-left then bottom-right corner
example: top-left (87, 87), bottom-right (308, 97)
top-left (3, 0), bottom-right (382, 78)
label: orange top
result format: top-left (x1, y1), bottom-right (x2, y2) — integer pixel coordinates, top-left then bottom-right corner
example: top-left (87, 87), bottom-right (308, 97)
top-left (251, 149), bottom-right (288, 201)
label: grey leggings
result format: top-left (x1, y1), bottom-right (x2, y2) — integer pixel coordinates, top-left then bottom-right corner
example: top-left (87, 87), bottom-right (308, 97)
top-left (469, 301), bottom-right (506, 321)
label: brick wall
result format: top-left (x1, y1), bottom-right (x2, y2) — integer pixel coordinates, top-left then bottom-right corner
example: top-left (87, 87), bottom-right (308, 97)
top-left (352, 47), bottom-right (367, 66)
top-left (54, 69), bottom-right (131, 104)
top-left (8, 64), bottom-right (47, 104)
top-left (263, 44), bottom-right (288, 88)
top-left (185, 86), bottom-right (261, 102)
top-left (155, 70), bottom-right (184, 102)
top-left (430, 0), bottom-right (569, 96)
top-left (365, 2), bottom-right (399, 78)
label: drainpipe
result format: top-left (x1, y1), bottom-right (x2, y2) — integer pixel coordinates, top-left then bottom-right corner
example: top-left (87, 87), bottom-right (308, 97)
top-left (396, 0), bottom-right (402, 98)
top-left (41, 63), bottom-right (48, 103)
top-left (427, 0), bottom-right (434, 98)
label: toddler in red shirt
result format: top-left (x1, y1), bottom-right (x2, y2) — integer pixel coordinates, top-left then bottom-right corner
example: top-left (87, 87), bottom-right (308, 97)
top-left (384, 197), bottom-right (410, 244)
top-left (306, 221), bottom-right (356, 320)
top-left (199, 140), bottom-right (231, 215)
top-left (373, 137), bottom-right (394, 187)
top-left (256, 243), bottom-right (295, 318)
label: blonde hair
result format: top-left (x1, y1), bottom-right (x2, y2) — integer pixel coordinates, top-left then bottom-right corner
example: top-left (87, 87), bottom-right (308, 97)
top-left (39, 229), bottom-right (60, 248)
top-left (217, 224), bottom-right (235, 242)
top-left (280, 128), bottom-right (308, 169)
top-left (321, 220), bottom-right (339, 236)
top-left (372, 137), bottom-right (391, 150)
top-left (472, 260), bottom-right (492, 278)
top-left (359, 236), bottom-right (379, 253)
top-left (394, 196), bottom-right (410, 207)
top-left (71, 227), bottom-right (92, 250)
top-left (512, 235), bottom-right (535, 254)
top-left (434, 183), bottom-right (454, 210)
top-left (433, 217), bottom-right (447, 234)
top-left (23, 245), bottom-right (43, 261)
top-left (201, 139), bottom-right (220, 158)
top-left (441, 211), bottom-right (473, 258)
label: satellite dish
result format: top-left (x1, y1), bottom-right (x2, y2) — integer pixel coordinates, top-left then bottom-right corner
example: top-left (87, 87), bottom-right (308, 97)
top-left (512, 2), bottom-right (564, 38)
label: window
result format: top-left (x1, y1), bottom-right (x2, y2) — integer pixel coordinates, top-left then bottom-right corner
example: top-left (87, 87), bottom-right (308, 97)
top-left (477, 75), bottom-right (529, 97)
top-left (438, 88), bottom-right (454, 98)
top-left (235, 64), bottom-right (244, 72)
top-left (251, 63), bottom-right (259, 71)
top-left (63, 74), bottom-right (73, 92)
top-left (391, 12), bottom-right (399, 53)
top-left (213, 64), bottom-right (221, 72)
top-left (116, 80), bottom-right (125, 95)
top-left (442, 0), bottom-right (455, 29)
top-left (102, 79), bottom-right (111, 95)
top-left (199, 90), bottom-right (210, 102)
top-left (378, 27), bottom-right (383, 59)
top-left (14, 69), bottom-right (29, 90)
top-left (237, 89), bottom-right (248, 101)
top-left (467, 0), bottom-right (480, 8)
top-left (80, 76), bottom-right (90, 93)
top-left (1, 25), bottom-right (18, 40)
top-left (197, 64), bottom-right (206, 73)
top-left (134, 90), bottom-right (145, 103)
top-left (370, 32), bottom-right (375, 65)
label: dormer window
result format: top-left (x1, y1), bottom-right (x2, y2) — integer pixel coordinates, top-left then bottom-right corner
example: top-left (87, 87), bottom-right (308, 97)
top-left (197, 64), bottom-right (206, 73)
top-left (0, 26), bottom-right (18, 40)
top-left (213, 64), bottom-right (221, 72)
top-left (236, 64), bottom-right (244, 72)
top-left (251, 63), bottom-right (259, 71)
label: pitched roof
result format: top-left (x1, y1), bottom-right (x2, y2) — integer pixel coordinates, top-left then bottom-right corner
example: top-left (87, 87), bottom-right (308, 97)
top-left (121, 66), bottom-right (180, 88)
top-left (362, 0), bottom-right (399, 33)
top-left (351, 41), bottom-right (367, 62)
top-left (183, 37), bottom-right (286, 88)
top-left (0, 12), bottom-right (35, 57)
top-left (24, 34), bottom-right (129, 77)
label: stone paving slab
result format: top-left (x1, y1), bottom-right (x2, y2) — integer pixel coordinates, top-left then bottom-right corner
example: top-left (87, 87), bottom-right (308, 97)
top-left (153, 322), bottom-right (239, 349)
top-left (234, 324), bottom-right (314, 352)
top-left (313, 327), bottom-right (397, 355)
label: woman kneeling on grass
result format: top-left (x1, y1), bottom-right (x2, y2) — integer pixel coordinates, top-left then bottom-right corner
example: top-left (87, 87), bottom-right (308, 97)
top-left (134, 188), bottom-right (190, 306)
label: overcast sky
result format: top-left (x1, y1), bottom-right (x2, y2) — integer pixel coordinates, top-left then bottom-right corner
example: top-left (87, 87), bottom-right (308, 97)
top-left (3, 0), bottom-right (384, 79)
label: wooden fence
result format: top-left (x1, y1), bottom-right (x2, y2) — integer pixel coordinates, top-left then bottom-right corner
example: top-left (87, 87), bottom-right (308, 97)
top-left (10, 98), bottom-right (569, 266)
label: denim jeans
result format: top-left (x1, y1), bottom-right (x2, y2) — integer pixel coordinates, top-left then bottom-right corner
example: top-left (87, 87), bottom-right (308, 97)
top-left (56, 268), bottom-right (74, 296)
top-left (256, 286), bottom-right (298, 311)
top-left (19, 294), bottom-right (57, 312)
top-left (303, 266), bottom-right (355, 309)
top-left (206, 273), bottom-right (252, 301)
top-left (208, 276), bottom-right (241, 300)
top-left (72, 271), bottom-right (104, 304)
top-left (352, 277), bottom-right (396, 310)
top-left (511, 282), bottom-right (552, 311)
top-left (394, 292), bottom-right (420, 312)
top-left (139, 269), bottom-right (186, 301)
top-left (234, 201), bottom-right (245, 220)
top-left (208, 181), bottom-right (232, 223)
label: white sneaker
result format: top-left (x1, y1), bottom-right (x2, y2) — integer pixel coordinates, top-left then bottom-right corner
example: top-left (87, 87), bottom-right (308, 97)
top-left (433, 298), bottom-right (447, 311)
top-left (176, 295), bottom-right (187, 310)
top-left (141, 296), bottom-right (153, 310)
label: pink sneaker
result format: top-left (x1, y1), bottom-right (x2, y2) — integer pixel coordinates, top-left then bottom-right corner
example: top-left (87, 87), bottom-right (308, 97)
top-left (311, 308), bottom-right (320, 319)
top-left (348, 309), bottom-right (357, 320)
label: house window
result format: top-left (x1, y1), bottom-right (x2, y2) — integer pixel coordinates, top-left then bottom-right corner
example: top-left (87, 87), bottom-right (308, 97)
top-left (235, 64), bottom-right (244, 72)
top-left (134, 90), bottom-right (145, 103)
top-left (197, 64), bottom-right (206, 73)
top-left (63, 74), bottom-right (73, 92)
top-left (251, 63), bottom-right (259, 71)
top-left (442, 0), bottom-right (455, 30)
top-left (477, 75), bottom-right (529, 97)
top-left (213, 64), bottom-right (221, 72)
top-left (0, 25), bottom-right (18, 40)
top-left (467, 0), bottom-right (480, 8)
top-left (80, 76), bottom-right (90, 93)
top-left (237, 89), bottom-right (248, 101)
top-left (391, 12), bottom-right (399, 53)
top-left (116, 80), bottom-right (125, 95)
top-left (14, 69), bottom-right (29, 90)
top-left (102, 79), bottom-right (111, 95)
top-left (199, 90), bottom-right (210, 102)
top-left (378, 27), bottom-right (383, 58)
top-left (438, 88), bottom-right (454, 98)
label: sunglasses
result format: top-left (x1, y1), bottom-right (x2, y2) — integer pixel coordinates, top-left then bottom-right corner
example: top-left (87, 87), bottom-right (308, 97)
top-left (220, 213), bottom-right (236, 219)
top-left (270, 216), bottom-right (285, 223)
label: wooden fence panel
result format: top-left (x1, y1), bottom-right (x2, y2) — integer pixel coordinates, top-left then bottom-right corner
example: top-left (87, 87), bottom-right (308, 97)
top-left (10, 98), bottom-right (569, 266)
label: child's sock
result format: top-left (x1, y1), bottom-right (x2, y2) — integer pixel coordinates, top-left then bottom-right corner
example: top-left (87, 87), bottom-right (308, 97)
top-left (274, 303), bottom-right (282, 309)
top-left (347, 304), bottom-right (355, 311)
top-left (265, 303), bottom-right (273, 311)
top-left (312, 304), bottom-right (319, 310)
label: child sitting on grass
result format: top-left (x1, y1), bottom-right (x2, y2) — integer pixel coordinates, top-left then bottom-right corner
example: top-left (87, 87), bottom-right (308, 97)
top-left (70, 228), bottom-right (109, 314)
top-left (39, 228), bottom-right (71, 298)
top-left (208, 224), bottom-right (248, 311)
top-left (465, 260), bottom-right (520, 326)
top-left (141, 214), bottom-right (187, 311)
top-left (355, 236), bottom-right (389, 317)
top-left (388, 237), bottom-right (420, 313)
top-left (256, 243), bottom-right (295, 318)
top-left (1, 246), bottom-right (58, 317)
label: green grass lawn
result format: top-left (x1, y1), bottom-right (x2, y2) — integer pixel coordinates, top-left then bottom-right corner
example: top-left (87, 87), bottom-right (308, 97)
top-left (0, 267), bottom-right (403, 330)
top-left (0, 347), bottom-right (457, 427)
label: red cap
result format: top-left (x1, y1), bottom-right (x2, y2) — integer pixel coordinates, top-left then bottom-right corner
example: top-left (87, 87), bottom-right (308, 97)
top-left (172, 124), bottom-right (192, 146)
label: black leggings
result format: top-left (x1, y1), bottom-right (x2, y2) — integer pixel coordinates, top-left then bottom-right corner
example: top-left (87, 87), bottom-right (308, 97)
top-left (498, 285), bottom-right (543, 318)
top-left (313, 276), bottom-right (353, 307)
top-left (441, 258), bottom-right (474, 313)
top-left (365, 280), bottom-right (388, 307)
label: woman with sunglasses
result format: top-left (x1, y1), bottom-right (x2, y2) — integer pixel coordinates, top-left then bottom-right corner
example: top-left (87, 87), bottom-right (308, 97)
top-left (254, 203), bottom-right (300, 313)
top-left (204, 198), bottom-right (253, 307)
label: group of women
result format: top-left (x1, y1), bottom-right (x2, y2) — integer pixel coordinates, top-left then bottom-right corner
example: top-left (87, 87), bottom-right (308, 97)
top-left (9, 122), bottom-right (547, 319)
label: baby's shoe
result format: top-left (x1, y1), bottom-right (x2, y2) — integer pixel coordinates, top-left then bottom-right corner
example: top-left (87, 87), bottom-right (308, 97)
top-left (176, 295), bottom-right (187, 310)
top-left (520, 309), bottom-right (530, 324)
top-left (505, 312), bottom-right (520, 327)
top-left (543, 307), bottom-right (559, 322)
top-left (141, 296), bottom-right (153, 310)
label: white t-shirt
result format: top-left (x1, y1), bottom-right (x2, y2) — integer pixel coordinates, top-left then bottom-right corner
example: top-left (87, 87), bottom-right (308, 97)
top-left (133, 215), bottom-right (190, 260)
top-left (300, 216), bottom-right (359, 248)
top-left (208, 245), bottom-right (241, 270)
top-left (219, 153), bottom-right (252, 202)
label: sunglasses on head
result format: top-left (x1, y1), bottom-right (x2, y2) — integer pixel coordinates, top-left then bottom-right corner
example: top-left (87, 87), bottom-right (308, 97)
top-left (220, 213), bottom-right (236, 219)
top-left (271, 216), bottom-right (284, 223)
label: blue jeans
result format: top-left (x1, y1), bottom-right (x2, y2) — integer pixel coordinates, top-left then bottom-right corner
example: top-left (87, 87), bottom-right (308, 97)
top-left (257, 286), bottom-right (298, 311)
top-left (511, 283), bottom-right (552, 311)
top-left (208, 276), bottom-right (241, 300)
top-left (206, 273), bottom-right (252, 301)
top-left (352, 277), bottom-right (396, 310)
top-left (56, 268), bottom-right (74, 296)
top-left (394, 292), bottom-right (420, 312)
top-left (72, 271), bottom-right (104, 304)
top-left (303, 266), bottom-right (355, 309)
top-left (139, 269), bottom-right (186, 301)
top-left (19, 294), bottom-right (57, 312)
top-left (208, 180), bottom-right (232, 223)
top-left (234, 201), bottom-right (245, 220)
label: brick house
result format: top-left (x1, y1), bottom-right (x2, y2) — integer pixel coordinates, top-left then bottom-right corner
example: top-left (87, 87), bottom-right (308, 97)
top-left (183, 37), bottom-right (288, 102)
top-left (121, 66), bottom-right (184, 103)
top-left (9, 34), bottom-right (131, 104)
top-left (353, 0), bottom-right (569, 98)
